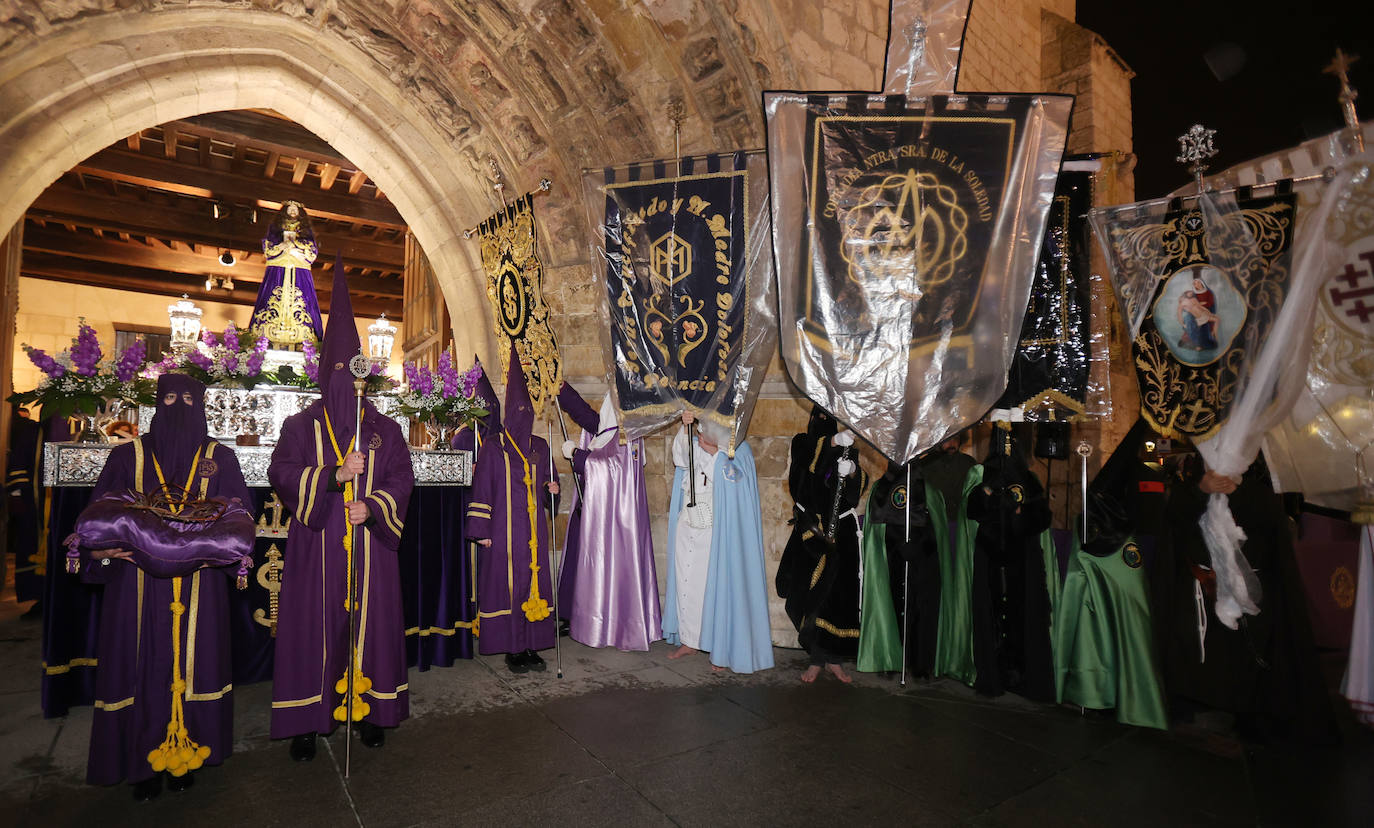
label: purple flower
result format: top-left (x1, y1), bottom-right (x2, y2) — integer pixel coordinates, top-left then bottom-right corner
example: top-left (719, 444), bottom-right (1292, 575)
top-left (370, 361), bottom-right (383, 376)
top-left (113, 339), bottom-right (146, 383)
top-left (246, 352), bottom-right (264, 375)
top-left (188, 350), bottom-right (213, 371)
top-left (461, 363), bottom-right (482, 398)
top-left (415, 366), bottom-right (435, 396)
top-left (223, 354), bottom-right (239, 373)
top-left (202, 330), bottom-right (217, 348)
top-left (223, 322), bottom-right (240, 352)
top-left (254, 336), bottom-right (269, 354)
top-left (302, 340), bottom-right (319, 382)
top-left (23, 345), bottom-right (66, 378)
top-left (437, 352), bottom-right (460, 397)
top-left (70, 323), bottom-right (102, 376)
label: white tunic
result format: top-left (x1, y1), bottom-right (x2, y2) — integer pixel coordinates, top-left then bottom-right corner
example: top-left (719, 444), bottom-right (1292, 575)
top-left (672, 428), bottom-right (716, 648)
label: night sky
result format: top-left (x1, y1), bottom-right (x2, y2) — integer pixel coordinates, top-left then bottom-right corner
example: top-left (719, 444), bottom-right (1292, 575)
top-left (1075, 1), bottom-right (1374, 198)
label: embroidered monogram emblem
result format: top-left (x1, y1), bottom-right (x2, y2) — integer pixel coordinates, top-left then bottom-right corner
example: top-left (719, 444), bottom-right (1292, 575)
top-left (199, 458), bottom-right (218, 478)
top-left (1122, 542), bottom-right (1143, 569)
top-left (369, 433), bottom-right (384, 450)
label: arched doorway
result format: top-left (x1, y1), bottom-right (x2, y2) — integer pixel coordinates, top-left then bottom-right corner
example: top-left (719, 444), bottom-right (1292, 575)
top-left (0, 8), bottom-right (499, 386)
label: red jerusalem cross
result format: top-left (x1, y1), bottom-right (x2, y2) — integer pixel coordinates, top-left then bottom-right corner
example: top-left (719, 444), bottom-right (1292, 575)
top-left (1329, 251), bottom-right (1374, 324)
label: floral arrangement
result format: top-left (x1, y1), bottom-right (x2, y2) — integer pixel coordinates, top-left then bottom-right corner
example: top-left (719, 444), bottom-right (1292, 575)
top-left (9, 321), bottom-right (155, 420)
top-left (395, 353), bottom-right (487, 432)
top-left (148, 322), bottom-right (271, 389)
top-left (270, 339), bottom-right (396, 394)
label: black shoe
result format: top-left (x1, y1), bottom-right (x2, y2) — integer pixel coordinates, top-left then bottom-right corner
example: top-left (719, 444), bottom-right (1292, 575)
top-left (166, 770), bottom-right (195, 792)
top-left (357, 721), bottom-right (385, 748)
top-left (289, 732), bottom-right (317, 762)
top-left (524, 649), bottom-right (547, 672)
top-left (505, 652), bottom-right (530, 674)
top-left (132, 776), bottom-right (162, 801)
top-left (558, 619), bottom-right (571, 637)
top-left (20, 601), bottom-right (42, 620)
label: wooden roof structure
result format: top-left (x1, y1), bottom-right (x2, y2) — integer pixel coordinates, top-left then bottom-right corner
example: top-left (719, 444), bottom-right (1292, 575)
top-left (22, 109), bottom-right (406, 319)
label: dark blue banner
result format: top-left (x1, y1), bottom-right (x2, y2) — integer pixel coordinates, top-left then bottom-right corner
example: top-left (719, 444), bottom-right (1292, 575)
top-left (601, 151), bottom-right (753, 430)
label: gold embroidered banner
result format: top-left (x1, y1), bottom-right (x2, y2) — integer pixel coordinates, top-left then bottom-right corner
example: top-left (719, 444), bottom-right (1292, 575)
top-left (1095, 192), bottom-right (1297, 441)
top-left (478, 193), bottom-right (562, 418)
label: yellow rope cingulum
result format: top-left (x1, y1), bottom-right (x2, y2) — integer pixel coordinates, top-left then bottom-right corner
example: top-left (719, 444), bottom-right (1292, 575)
top-left (507, 434), bottom-right (550, 623)
top-left (324, 410), bottom-right (372, 723)
top-left (147, 450), bottom-right (211, 776)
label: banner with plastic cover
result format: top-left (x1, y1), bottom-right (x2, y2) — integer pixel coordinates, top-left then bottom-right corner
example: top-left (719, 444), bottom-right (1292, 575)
top-left (994, 161), bottom-right (1100, 419)
top-left (764, 92), bottom-right (1071, 464)
top-left (1088, 149), bottom-right (1358, 627)
top-left (584, 151), bottom-right (775, 453)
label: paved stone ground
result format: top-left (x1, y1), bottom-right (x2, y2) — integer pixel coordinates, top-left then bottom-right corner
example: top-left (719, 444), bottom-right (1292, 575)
top-left (2, 589), bottom-right (1371, 827)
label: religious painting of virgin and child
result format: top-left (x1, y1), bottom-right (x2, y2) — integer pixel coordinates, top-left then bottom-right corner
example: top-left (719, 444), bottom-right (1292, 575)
top-left (1150, 264), bottom-right (1246, 366)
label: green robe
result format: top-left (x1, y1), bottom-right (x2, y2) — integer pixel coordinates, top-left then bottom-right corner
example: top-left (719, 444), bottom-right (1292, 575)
top-left (930, 466), bottom-right (983, 686)
top-left (1052, 535), bottom-right (1168, 730)
top-left (856, 497), bottom-right (902, 672)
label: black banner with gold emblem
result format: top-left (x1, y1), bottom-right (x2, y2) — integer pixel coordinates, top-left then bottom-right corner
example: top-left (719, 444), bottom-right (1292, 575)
top-left (588, 151), bottom-right (775, 449)
top-left (478, 193), bottom-right (562, 418)
top-left (995, 166), bottom-right (1094, 416)
top-left (1103, 191), bottom-right (1298, 440)
top-left (765, 92), bottom-right (1072, 463)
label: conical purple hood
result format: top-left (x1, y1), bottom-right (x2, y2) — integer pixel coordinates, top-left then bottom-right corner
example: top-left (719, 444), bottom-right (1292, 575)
top-left (503, 341), bottom-right (533, 449)
top-left (471, 357), bottom-right (500, 437)
top-left (319, 252), bottom-right (363, 445)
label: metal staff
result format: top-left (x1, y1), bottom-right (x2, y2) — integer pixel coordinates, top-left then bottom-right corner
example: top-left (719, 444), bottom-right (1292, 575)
top-left (344, 357), bottom-right (370, 779)
top-left (687, 418), bottom-right (698, 507)
top-left (547, 420), bottom-right (564, 679)
top-left (900, 462), bottom-right (910, 688)
top-left (552, 399), bottom-right (583, 501)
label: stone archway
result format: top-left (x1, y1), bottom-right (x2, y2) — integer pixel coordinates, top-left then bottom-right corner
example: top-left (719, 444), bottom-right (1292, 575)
top-left (0, 8), bottom-right (497, 362)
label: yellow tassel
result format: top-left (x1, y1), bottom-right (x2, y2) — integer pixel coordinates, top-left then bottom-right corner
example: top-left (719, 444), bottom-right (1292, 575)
top-left (146, 575), bottom-right (211, 776)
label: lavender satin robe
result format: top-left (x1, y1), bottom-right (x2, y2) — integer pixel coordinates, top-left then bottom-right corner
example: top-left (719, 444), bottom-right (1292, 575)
top-left (565, 428), bottom-right (662, 651)
top-left (82, 437), bottom-right (250, 785)
top-left (268, 402), bottom-right (414, 737)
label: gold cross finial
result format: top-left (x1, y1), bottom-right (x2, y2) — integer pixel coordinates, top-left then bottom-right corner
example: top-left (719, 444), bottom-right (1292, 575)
top-left (1324, 48), bottom-right (1363, 151)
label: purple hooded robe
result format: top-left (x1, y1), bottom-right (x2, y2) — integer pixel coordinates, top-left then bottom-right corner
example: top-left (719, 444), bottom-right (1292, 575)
top-left (268, 265), bottom-right (414, 737)
top-left (466, 345), bottom-right (558, 655)
top-left (81, 374), bottom-right (252, 785)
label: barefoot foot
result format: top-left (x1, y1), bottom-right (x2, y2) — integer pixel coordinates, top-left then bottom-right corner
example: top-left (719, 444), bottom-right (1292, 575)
top-left (667, 644), bottom-right (697, 660)
top-left (801, 665), bottom-right (822, 683)
top-left (826, 663), bottom-right (853, 684)
top-left (711, 664), bottom-right (728, 673)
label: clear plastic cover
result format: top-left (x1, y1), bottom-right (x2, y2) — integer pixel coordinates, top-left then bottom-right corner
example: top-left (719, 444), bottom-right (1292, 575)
top-left (764, 91), bottom-right (1072, 464)
top-left (995, 161), bottom-right (1111, 421)
top-left (1191, 122), bottom-right (1374, 511)
top-left (582, 151), bottom-right (776, 454)
top-left (883, 0), bottom-right (971, 97)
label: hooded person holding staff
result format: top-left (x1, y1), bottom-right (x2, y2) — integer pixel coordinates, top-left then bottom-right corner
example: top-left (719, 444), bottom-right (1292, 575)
top-left (268, 265), bottom-right (415, 759)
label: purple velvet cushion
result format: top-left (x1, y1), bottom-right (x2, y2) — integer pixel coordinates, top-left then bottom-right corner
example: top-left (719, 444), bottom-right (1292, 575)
top-left (69, 491), bottom-right (256, 580)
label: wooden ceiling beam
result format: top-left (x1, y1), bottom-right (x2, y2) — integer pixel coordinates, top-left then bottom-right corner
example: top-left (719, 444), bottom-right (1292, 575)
top-left (163, 127), bottom-right (178, 159)
top-left (348, 169), bottom-right (368, 194)
top-left (290, 156), bottom-right (309, 186)
top-left (319, 163), bottom-right (340, 191)
top-left (29, 186), bottom-right (405, 268)
top-left (22, 225), bottom-right (402, 296)
top-left (20, 253), bottom-right (403, 320)
top-left (73, 148), bottom-right (406, 228)
top-left (174, 112), bottom-right (352, 170)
